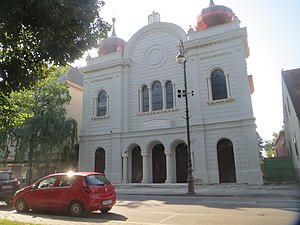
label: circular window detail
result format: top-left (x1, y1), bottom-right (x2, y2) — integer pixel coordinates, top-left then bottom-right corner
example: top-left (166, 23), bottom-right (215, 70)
top-left (144, 45), bottom-right (167, 69)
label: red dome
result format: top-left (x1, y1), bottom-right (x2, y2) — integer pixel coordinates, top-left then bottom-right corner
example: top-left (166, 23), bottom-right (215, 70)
top-left (98, 18), bottom-right (126, 56)
top-left (98, 36), bottom-right (126, 56)
top-left (195, 0), bottom-right (234, 31)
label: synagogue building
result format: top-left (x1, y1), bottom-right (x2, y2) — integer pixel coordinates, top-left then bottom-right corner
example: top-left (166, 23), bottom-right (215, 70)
top-left (78, 1), bottom-right (263, 185)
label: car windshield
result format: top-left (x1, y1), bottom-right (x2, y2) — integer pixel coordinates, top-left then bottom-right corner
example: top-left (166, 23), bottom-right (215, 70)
top-left (0, 173), bottom-right (10, 181)
top-left (85, 175), bottom-right (111, 186)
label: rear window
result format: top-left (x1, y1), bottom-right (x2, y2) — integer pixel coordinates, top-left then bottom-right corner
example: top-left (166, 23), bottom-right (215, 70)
top-left (85, 175), bottom-right (111, 186)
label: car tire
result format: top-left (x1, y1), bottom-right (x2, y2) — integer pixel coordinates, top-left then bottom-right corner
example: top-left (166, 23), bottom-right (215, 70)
top-left (100, 207), bottom-right (112, 213)
top-left (15, 199), bottom-right (29, 213)
top-left (69, 201), bottom-right (85, 217)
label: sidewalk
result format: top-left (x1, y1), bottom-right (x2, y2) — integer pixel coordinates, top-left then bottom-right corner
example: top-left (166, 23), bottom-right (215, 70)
top-left (115, 183), bottom-right (300, 198)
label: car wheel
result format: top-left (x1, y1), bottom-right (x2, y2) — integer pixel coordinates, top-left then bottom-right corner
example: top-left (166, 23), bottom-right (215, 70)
top-left (69, 201), bottom-right (85, 217)
top-left (15, 199), bottom-right (29, 213)
top-left (100, 207), bottom-right (112, 213)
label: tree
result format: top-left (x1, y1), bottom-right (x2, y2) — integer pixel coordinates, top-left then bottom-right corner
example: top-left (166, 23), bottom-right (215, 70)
top-left (0, 0), bottom-right (110, 128)
top-left (258, 132), bottom-right (280, 158)
top-left (10, 66), bottom-right (78, 182)
top-left (264, 140), bottom-right (275, 158)
top-left (257, 132), bottom-right (264, 159)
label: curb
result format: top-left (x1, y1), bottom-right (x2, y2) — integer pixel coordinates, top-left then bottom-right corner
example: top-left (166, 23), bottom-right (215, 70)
top-left (116, 191), bottom-right (300, 198)
top-left (115, 184), bottom-right (300, 198)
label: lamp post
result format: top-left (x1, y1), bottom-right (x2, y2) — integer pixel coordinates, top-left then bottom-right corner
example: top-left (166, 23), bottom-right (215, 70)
top-left (176, 39), bottom-right (195, 195)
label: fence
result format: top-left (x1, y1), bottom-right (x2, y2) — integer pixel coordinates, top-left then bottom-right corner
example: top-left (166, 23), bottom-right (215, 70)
top-left (262, 156), bottom-right (297, 183)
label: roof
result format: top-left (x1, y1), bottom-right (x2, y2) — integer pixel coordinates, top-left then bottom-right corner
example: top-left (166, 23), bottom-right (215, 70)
top-left (54, 172), bottom-right (105, 177)
top-left (98, 18), bottom-right (126, 56)
top-left (59, 66), bottom-right (83, 87)
top-left (40, 172), bottom-right (106, 179)
top-left (196, 0), bottom-right (234, 31)
top-left (282, 68), bottom-right (300, 117)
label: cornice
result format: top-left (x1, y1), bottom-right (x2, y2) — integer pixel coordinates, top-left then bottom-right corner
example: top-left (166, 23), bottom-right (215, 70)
top-left (80, 58), bottom-right (131, 74)
top-left (186, 27), bottom-right (248, 50)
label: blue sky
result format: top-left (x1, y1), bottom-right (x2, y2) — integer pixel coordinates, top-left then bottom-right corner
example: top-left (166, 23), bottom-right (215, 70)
top-left (75, 0), bottom-right (300, 141)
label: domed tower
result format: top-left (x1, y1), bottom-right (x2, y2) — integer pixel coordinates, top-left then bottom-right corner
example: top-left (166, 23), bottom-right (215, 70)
top-left (195, 0), bottom-right (234, 31)
top-left (185, 0), bottom-right (262, 185)
top-left (98, 18), bottom-right (126, 56)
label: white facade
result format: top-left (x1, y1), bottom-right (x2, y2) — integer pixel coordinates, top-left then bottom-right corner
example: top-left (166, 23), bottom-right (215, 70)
top-left (282, 69), bottom-right (300, 181)
top-left (78, 14), bottom-right (263, 185)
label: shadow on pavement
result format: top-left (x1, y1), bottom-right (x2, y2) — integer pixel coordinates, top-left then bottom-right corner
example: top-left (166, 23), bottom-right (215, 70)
top-left (1, 200), bottom-right (128, 223)
top-left (18, 210), bottom-right (127, 223)
top-left (0, 204), bottom-right (14, 211)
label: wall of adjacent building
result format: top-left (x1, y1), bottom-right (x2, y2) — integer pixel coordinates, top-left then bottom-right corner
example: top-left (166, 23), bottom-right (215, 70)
top-left (282, 79), bottom-right (300, 181)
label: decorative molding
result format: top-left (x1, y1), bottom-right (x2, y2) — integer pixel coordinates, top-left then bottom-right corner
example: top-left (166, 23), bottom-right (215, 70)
top-left (129, 27), bottom-right (181, 57)
top-left (83, 65), bottom-right (117, 74)
top-left (90, 76), bottom-right (113, 84)
top-left (207, 98), bottom-right (234, 105)
top-left (91, 115), bottom-right (111, 120)
top-left (81, 59), bottom-right (131, 75)
top-left (138, 108), bottom-right (177, 116)
top-left (144, 45), bottom-right (167, 69)
top-left (199, 51), bottom-right (231, 61)
top-left (142, 119), bottom-right (172, 129)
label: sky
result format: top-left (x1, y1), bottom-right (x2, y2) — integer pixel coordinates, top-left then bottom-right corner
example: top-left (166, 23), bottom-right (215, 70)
top-left (73, 0), bottom-right (300, 141)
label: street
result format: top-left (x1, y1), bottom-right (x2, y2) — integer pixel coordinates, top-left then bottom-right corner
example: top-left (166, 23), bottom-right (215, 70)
top-left (0, 195), bottom-right (299, 225)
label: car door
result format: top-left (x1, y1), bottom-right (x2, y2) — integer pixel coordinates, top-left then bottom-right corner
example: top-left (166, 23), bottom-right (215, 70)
top-left (53, 175), bottom-right (78, 211)
top-left (28, 176), bottom-right (58, 210)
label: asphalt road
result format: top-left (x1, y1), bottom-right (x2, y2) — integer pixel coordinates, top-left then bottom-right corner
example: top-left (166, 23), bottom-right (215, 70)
top-left (0, 195), bottom-right (299, 225)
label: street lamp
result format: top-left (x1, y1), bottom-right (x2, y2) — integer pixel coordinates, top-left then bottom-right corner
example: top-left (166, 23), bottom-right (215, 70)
top-left (176, 39), bottom-right (195, 195)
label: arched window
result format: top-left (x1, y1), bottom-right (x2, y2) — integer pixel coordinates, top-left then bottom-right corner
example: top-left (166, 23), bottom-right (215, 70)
top-left (211, 69), bottom-right (228, 100)
top-left (142, 85), bottom-right (149, 112)
top-left (166, 81), bottom-right (174, 109)
top-left (97, 91), bottom-right (107, 116)
top-left (152, 81), bottom-right (163, 111)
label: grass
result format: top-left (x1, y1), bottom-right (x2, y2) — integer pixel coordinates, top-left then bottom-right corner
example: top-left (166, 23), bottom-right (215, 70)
top-left (0, 219), bottom-right (42, 225)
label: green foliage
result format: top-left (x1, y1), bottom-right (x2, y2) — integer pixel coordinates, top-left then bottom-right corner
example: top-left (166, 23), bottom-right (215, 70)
top-left (0, 219), bottom-right (41, 225)
top-left (0, 0), bottom-right (110, 128)
top-left (264, 140), bottom-right (275, 158)
top-left (0, 67), bottom-right (79, 181)
top-left (4, 66), bottom-right (79, 171)
top-left (257, 132), bottom-right (264, 159)
top-left (0, 92), bottom-right (31, 130)
top-left (258, 132), bottom-right (280, 158)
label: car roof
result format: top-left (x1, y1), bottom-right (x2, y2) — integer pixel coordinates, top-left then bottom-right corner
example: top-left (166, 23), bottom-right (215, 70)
top-left (0, 171), bottom-right (12, 174)
top-left (50, 172), bottom-right (105, 177)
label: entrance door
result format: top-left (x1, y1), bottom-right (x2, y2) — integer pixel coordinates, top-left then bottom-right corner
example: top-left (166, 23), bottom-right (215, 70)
top-left (95, 148), bottom-right (105, 173)
top-left (217, 139), bottom-right (236, 183)
top-left (176, 143), bottom-right (188, 183)
top-left (132, 146), bottom-right (143, 183)
top-left (152, 144), bottom-right (166, 183)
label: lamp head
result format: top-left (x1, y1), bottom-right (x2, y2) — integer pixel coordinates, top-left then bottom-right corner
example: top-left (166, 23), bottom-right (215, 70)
top-left (176, 54), bottom-right (186, 64)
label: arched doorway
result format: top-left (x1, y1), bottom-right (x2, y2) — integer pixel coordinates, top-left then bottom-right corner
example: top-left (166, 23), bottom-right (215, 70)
top-left (217, 139), bottom-right (236, 183)
top-left (176, 143), bottom-right (188, 183)
top-left (95, 148), bottom-right (105, 173)
top-left (132, 146), bottom-right (143, 183)
top-left (152, 144), bottom-right (166, 183)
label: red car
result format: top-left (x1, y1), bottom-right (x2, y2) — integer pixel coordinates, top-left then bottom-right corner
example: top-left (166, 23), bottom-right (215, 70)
top-left (12, 172), bottom-right (116, 217)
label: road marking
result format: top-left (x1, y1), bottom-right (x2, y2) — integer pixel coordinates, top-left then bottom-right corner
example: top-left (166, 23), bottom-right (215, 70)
top-left (158, 214), bottom-right (177, 224)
